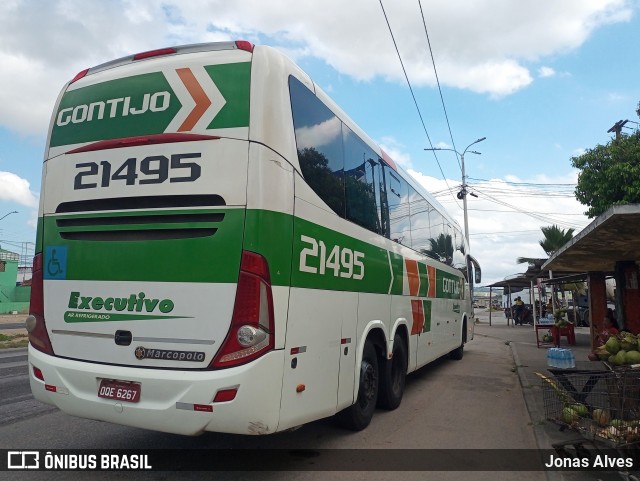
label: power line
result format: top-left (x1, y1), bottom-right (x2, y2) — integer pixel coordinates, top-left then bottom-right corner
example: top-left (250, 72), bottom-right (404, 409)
top-left (470, 189), bottom-right (586, 229)
top-left (467, 177), bottom-right (576, 187)
top-left (378, 0), bottom-right (460, 209)
top-left (417, 0), bottom-right (460, 172)
top-left (467, 208), bottom-right (587, 216)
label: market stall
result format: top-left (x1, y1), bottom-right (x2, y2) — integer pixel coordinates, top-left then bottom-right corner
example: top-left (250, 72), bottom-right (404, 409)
top-left (543, 204), bottom-right (640, 350)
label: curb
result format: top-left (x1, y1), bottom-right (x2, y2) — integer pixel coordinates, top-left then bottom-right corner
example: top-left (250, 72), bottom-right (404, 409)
top-left (510, 341), bottom-right (565, 481)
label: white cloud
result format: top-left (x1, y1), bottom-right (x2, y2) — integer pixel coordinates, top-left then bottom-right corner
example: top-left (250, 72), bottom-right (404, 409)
top-left (0, 171), bottom-right (39, 207)
top-left (0, 0), bottom-right (634, 135)
top-left (538, 66), bottom-right (556, 78)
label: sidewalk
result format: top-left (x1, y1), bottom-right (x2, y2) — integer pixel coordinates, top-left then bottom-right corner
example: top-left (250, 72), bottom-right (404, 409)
top-left (473, 310), bottom-right (624, 481)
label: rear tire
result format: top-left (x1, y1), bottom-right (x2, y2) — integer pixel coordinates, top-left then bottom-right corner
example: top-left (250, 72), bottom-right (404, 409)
top-left (449, 343), bottom-right (464, 360)
top-left (336, 340), bottom-right (378, 431)
top-left (449, 320), bottom-right (466, 360)
top-left (377, 333), bottom-right (407, 410)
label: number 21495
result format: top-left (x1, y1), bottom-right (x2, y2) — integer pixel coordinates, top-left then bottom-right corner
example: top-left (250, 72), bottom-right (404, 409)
top-left (299, 235), bottom-right (364, 280)
top-left (74, 153), bottom-right (201, 190)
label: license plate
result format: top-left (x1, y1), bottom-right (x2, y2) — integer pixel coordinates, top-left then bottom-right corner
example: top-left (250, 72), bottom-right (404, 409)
top-left (98, 379), bottom-right (141, 403)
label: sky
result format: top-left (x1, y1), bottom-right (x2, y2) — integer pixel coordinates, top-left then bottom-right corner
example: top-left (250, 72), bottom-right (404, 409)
top-left (0, 0), bottom-right (639, 285)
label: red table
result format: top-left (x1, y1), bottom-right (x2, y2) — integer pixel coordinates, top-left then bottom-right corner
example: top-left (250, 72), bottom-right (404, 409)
top-left (535, 323), bottom-right (576, 348)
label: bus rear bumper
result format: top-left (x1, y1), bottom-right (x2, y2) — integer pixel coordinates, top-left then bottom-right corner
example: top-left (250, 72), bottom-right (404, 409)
top-left (28, 344), bottom-right (284, 436)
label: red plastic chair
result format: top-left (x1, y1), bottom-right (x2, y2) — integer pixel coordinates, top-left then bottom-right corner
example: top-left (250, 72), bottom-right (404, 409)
top-left (553, 324), bottom-right (576, 346)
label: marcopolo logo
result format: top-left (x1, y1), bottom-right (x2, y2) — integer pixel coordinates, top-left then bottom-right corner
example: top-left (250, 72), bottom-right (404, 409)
top-left (64, 291), bottom-right (188, 323)
top-left (134, 346), bottom-right (205, 362)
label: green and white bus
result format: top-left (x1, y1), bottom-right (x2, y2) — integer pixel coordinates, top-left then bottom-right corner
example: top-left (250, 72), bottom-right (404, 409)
top-left (28, 40), bottom-right (481, 435)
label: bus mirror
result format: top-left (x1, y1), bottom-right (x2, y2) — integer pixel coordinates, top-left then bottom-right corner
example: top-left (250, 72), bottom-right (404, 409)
top-left (475, 268), bottom-right (482, 284)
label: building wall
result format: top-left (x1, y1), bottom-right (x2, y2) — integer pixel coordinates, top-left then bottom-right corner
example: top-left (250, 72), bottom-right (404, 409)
top-left (0, 255), bottom-right (30, 313)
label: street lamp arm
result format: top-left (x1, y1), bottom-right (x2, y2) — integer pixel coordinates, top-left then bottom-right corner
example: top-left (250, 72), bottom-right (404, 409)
top-left (0, 211), bottom-right (18, 221)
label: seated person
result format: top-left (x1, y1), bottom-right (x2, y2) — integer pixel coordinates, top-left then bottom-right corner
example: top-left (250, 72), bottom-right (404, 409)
top-left (597, 308), bottom-right (619, 345)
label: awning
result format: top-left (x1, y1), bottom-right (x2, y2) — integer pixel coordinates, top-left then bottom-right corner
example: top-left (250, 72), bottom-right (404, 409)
top-left (484, 276), bottom-right (532, 291)
top-left (543, 204), bottom-right (640, 272)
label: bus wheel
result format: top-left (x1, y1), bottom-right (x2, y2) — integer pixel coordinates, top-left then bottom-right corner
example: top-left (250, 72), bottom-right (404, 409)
top-left (449, 321), bottom-right (466, 360)
top-left (336, 340), bottom-right (378, 431)
top-left (377, 333), bottom-right (407, 410)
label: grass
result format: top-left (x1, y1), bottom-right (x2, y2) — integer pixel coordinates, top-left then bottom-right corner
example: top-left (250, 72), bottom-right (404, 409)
top-left (0, 332), bottom-right (29, 349)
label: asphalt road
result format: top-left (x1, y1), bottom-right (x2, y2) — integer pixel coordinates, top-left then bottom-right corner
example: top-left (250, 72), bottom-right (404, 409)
top-left (0, 336), bottom-right (545, 481)
top-left (0, 323), bottom-right (26, 331)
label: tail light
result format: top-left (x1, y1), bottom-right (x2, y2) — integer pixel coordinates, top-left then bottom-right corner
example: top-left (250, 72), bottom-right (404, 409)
top-left (69, 68), bottom-right (89, 85)
top-left (235, 40), bottom-right (254, 53)
top-left (211, 251), bottom-right (274, 368)
top-left (26, 253), bottom-right (54, 355)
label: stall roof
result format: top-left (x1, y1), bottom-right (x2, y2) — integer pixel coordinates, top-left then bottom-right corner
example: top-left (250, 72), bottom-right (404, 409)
top-left (484, 275), bottom-right (533, 291)
top-left (543, 204), bottom-right (640, 272)
top-left (483, 258), bottom-right (582, 291)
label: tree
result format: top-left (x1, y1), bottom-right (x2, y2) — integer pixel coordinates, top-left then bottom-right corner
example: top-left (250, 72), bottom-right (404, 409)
top-left (516, 225), bottom-right (576, 311)
top-left (516, 225), bottom-right (575, 265)
top-left (571, 128), bottom-right (640, 218)
top-left (538, 224), bottom-right (575, 256)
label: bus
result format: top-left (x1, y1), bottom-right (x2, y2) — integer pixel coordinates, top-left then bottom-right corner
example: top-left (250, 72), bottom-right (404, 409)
top-left (27, 40), bottom-right (481, 436)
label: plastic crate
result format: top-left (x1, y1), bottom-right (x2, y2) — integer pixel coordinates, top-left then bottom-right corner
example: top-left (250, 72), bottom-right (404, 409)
top-left (541, 366), bottom-right (640, 447)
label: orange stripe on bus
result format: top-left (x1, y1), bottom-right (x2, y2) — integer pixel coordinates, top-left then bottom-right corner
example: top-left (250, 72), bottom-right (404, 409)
top-left (411, 299), bottom-right (424, 335)
top-left (405, 259), bottom-right (420, 296)
top-left (176, 68), bottom-right (212, 132)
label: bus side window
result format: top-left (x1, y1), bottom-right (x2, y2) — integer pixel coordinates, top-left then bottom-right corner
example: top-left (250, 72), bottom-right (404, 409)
top-left (343, 126), bottom-right (383, 235)
top-left (386, 169), bottom-right (410, 246)
top-left (290, 76), bottom-right (346, 217)
top-left (408, 186), bottom-right (430, 252)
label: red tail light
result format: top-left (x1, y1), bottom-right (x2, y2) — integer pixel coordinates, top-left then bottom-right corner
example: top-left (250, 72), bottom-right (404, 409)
top-left (235, 40), bottom-right (254, 53)
top-left (70, 68), bottom-right (89, 85)
top-left (211, 251), bottom-right (274, 369)
top-left (133, 47), bottom-right (177, 61)
top-left (27, 253), bottom-right (54, 355)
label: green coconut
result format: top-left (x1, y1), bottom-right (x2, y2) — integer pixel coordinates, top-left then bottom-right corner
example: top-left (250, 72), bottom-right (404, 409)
top-left (570, 403), bottom-right (588, 417)
top-left (605, 337), bottom-right (621, 355)
top-left (626, 350), bottom-right (640, 365)
top-left (561, 407), bottom-right (579, 424)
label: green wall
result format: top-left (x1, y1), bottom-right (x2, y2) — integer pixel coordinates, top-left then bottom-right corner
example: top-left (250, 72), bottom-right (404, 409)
top-left (0, 252), bottom-right (30, 313)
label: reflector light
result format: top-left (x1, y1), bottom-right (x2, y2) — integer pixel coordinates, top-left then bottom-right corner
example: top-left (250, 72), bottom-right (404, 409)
top-left (235, 40), bottom-right (254, 53)
top-left (133, 47), bottom-right (177, 61)
top-left (193, 404), bottom-right (214, 412)
top-left (33, 366), bottom-right (44, 381)
top-left (45, 384), bottom-right (57, 392)
top-left (213, 388), bottom-right (238, 403)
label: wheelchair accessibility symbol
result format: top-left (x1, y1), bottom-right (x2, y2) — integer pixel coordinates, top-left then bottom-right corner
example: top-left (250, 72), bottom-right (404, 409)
top-left (44, 246), bottom-right (67, 280)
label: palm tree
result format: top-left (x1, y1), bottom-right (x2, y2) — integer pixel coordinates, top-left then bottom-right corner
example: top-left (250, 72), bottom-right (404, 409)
top-left (538, 225), bottom-right (575, 256)
top-left (516, 225), bottom-right (576, 314)
top-left (517, 225), bottom-right (575, 265)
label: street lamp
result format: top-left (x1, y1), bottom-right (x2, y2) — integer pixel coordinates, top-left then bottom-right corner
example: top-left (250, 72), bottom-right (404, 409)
top-left (424, 137), bottom-right (486, 247)
top-left (0, 211), bottom-right (18, 221)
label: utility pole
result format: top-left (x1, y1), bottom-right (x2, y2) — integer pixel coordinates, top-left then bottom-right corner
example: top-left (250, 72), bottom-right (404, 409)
top-left (607, 120), bottom-right (628, 139)
top-left (425, 137), bottom-right (486, 247)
